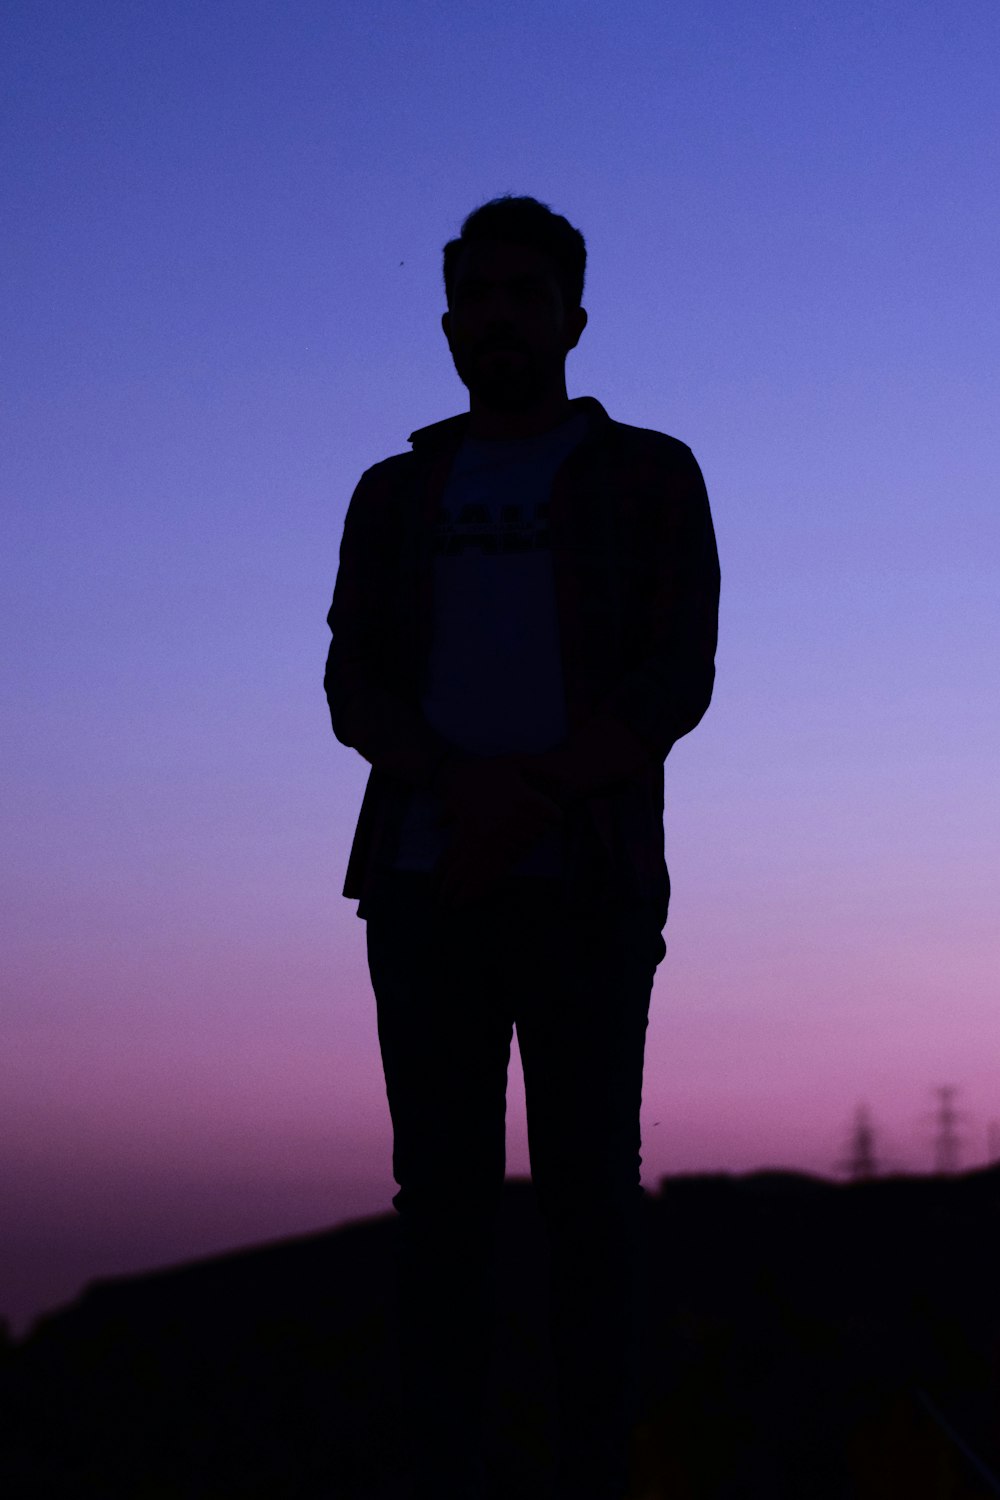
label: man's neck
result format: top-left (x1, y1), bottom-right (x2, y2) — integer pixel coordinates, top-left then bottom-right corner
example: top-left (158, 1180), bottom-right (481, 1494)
top-left (466, 392), bottom-right (573, 440)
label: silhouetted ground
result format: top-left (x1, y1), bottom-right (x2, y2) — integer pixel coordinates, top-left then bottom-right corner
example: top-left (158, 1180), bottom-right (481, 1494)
top-left (2, 1167), bottom-right (998, 1498)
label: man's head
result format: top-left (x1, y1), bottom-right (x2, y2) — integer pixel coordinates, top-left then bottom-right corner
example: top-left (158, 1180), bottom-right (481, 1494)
top-left (441, 195), bottom-right (588, 418)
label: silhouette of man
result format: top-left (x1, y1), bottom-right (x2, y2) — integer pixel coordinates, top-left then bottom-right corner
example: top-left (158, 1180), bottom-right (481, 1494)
top-left (324, 195), bottom-right (720, 1500)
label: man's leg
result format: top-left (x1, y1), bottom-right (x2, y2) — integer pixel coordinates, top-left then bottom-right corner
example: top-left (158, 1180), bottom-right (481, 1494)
top-left (366, 871), bottom-right (514, 1500)
top-left (512, 891), bottom-right (666, 1500)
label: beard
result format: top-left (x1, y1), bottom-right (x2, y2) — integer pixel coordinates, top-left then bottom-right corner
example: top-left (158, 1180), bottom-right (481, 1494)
top-left (449, 341), bottom-right (558, 413)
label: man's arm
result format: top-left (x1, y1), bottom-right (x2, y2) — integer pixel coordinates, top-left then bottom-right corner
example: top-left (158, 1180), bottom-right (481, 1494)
top-left (518, 445), bottom-right (720, 805)
top-left (324, 465), bottom-right (458, 787)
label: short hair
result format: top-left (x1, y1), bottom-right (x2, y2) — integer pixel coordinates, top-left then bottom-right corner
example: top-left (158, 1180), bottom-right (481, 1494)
top-left (442, 194), bottom-right (586, 312)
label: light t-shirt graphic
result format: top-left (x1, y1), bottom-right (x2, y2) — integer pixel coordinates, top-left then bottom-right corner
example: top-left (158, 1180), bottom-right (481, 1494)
top-left (392, 407), bottom-right (590, 875)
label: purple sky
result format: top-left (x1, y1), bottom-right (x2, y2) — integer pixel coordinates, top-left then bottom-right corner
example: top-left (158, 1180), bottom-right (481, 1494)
top-left (3, 0), bottom-right (998, 1336)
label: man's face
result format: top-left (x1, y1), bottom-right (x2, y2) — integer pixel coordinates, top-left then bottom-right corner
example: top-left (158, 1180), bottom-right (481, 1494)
top-left (441, 240), bottom-right (587, 413)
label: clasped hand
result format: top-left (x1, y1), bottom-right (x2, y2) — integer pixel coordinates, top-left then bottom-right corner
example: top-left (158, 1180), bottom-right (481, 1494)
top-left (435, 754), bottom-right (565, 908)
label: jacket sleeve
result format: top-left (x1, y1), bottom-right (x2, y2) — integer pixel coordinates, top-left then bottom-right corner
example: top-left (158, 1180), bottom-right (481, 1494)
top-left (520, 443), bottom-right (720, 805)
top-left (324, 465), bottom-right (456, 787)
top-left (601, 444), bottom-right (720, 763)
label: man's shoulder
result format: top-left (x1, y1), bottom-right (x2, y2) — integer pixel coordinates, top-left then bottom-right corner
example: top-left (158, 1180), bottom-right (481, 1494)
top-left (348, 448), bottom-right (423, 512)
top-left (352, 409), bottom-right (464, 489)
top-left (604, 413), bottom-right (696, 471)
top-left (358, 448), bottom-right (419, 482)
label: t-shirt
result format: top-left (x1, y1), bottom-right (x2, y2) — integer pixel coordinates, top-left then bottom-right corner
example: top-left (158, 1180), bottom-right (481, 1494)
top-left (391, 406), bottom-right (590, 875)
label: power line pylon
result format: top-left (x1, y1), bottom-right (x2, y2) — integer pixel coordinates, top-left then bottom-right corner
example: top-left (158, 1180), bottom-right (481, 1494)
top-left (837, 1102), bottom-right (880, 1181)
top-left (928, 1085), bottom-right (964, 1175)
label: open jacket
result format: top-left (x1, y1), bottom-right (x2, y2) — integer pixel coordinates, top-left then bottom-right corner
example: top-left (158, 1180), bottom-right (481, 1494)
top-left (324, 395), bottom-right (720, 926)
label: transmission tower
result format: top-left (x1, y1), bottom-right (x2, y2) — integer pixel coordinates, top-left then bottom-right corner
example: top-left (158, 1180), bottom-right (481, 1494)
top-left (928, 1085), bottom-right (964, 1175)
top-left (837, 1102), bottom-right (880, 1180)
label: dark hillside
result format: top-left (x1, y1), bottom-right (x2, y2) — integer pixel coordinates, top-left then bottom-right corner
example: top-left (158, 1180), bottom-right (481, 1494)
top-left (2, 1167), bottom-right (998, 1498)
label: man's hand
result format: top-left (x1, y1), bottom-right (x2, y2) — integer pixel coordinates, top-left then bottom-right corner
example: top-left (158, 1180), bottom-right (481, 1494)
top-left (519, 716), bottom-right (651, 802)
top-left (435, 755), bottom-right (565, 908)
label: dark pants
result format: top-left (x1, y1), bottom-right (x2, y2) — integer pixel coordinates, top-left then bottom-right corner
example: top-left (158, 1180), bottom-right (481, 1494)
top-left (365, 869), bottom-right (667, 1500)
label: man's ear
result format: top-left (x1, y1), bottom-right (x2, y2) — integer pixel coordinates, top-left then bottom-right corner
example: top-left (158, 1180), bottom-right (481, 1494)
top-left (565, 305), bottom-right (587, 352)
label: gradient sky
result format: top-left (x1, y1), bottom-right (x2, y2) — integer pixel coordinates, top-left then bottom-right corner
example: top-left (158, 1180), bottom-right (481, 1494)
top-left (3, 0), bottom-right (998, 1336)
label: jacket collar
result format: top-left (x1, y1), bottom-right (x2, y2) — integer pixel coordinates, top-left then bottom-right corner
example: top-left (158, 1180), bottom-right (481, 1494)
top-left (407, 394), bottom-right (612, 451)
